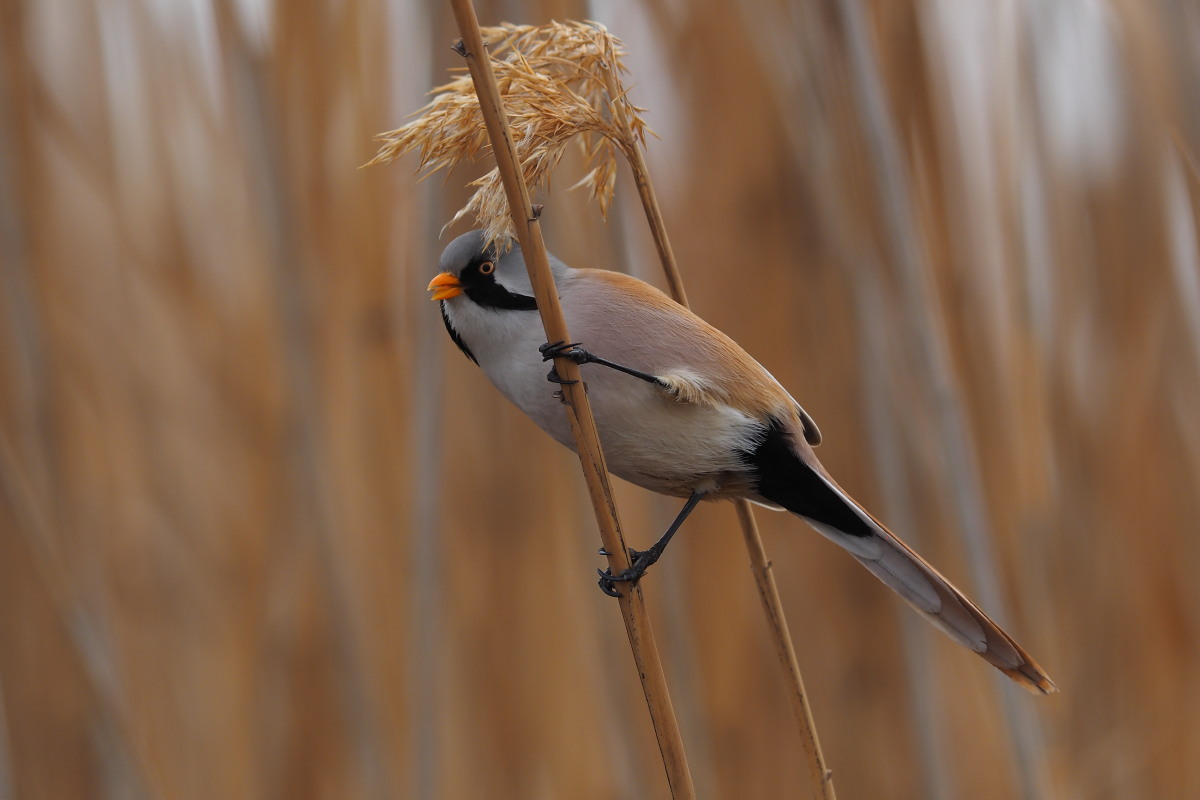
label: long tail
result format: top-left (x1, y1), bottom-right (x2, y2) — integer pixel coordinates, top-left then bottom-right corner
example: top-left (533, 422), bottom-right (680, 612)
top-left (765, 453), bottom-right (1057, 694)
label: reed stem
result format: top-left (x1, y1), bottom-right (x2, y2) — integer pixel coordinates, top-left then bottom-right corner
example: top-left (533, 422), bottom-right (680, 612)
top-left (446, 3), bottom-right (696, 797)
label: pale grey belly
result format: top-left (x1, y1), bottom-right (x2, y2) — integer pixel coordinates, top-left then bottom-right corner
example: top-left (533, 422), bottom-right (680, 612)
top-left (488, 358), bottom-right (766, 498)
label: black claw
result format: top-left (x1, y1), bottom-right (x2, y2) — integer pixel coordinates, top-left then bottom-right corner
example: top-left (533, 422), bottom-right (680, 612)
top-left (595, 546), bottom-right (663, 598)
top-left (597, 547), bottom-right (611, 556)
top-left (540, 340), bottom-right (582, 361)
top-left (545, 366), bottom-right (579, 385)
top-left (597, 574), bottom-right (623, 598)
top-left (540, 340), bottom-right (594, 366)
top-left (596, 565), bottom-right (638, 592)
top-left (597, 567), bottom-right (629, 597)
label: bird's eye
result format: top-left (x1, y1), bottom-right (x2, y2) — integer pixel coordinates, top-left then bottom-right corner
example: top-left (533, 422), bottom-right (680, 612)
top-left (479, 260), bottom-right (495, 275)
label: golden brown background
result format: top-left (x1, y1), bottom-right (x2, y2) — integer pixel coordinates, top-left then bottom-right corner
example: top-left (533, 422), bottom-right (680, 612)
top-left (2, 0), bottom-right (1198, 798)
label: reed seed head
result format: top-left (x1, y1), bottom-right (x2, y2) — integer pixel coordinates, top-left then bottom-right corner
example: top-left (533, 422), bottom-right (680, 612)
top-left (367, 21), bottom-right (650, 250)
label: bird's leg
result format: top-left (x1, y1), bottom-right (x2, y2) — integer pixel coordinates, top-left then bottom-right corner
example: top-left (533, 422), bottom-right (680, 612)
top-left (540, 341), bottom-right (667, 388)
top-left (597, 491), bottom-right (705, 597)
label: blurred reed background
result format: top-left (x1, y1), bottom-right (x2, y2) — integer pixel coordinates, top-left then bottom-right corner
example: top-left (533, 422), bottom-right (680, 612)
top-left (1, 0), bottom-right (1198, 798)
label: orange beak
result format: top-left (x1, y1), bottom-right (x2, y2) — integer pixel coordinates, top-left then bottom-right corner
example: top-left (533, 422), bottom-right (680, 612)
top-left (427, 272), bottom-right (464, 301)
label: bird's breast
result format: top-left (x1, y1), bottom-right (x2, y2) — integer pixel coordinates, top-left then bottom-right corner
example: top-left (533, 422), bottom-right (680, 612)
top-left (485, 351), bottom-right (766, 497)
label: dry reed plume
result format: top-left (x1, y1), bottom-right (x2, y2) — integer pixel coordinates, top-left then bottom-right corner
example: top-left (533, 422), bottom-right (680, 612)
top-left (367, 21), bottom-right (649, 247)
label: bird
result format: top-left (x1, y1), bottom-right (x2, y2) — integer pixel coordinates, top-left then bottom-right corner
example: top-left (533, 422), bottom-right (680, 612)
top-left (428, 229), bottom-right (1057, 695)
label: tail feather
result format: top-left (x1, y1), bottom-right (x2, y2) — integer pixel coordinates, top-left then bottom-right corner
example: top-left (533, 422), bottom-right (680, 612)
top-left (803, 470), bottom-right (1056, 694)
top-left (749, 425), bottom-right (1057, 693)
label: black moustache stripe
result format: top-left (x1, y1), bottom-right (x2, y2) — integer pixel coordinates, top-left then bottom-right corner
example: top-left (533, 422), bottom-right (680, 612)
top-left (465, 282), bottom-right (538, 311)
top-left (441, 301), bottom-right (478, 364)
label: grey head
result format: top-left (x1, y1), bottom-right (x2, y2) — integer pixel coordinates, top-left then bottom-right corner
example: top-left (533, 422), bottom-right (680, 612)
top-left (437, 229), bottom-right (579, 306)
top-left (433, 230), bottom-right (573, 364)
top-left (437, 230), bottom-right (566, 309)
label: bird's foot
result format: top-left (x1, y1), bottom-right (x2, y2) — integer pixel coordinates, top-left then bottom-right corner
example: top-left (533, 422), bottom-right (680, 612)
top-left (595, 547), bottom-right (662, 598)
top-left (542, 341), bottom-right (596, 386)
top-left (539, 340), bottom-right (595, 365)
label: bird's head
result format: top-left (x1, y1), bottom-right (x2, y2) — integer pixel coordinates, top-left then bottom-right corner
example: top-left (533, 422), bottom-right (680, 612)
top-left (427, 230), bottom-right (538, 311)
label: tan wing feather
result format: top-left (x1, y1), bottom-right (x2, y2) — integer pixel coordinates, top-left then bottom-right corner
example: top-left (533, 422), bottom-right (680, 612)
top-left (571, 270), bottom-right (822, 443)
